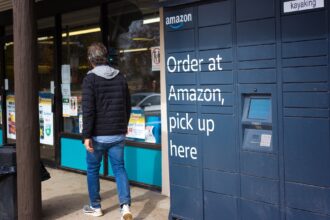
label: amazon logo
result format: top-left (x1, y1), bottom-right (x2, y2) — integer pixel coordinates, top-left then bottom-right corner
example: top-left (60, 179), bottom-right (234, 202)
top-left (165, 13), bottom-right (192, 30)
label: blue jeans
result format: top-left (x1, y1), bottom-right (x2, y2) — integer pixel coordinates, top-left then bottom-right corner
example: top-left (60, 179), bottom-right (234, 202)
top-left (86, 140), bottom-right (131, 208)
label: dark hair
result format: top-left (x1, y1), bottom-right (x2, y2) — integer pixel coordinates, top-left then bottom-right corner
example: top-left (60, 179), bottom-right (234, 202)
top-left (87, 42), bottom-right (108, 66)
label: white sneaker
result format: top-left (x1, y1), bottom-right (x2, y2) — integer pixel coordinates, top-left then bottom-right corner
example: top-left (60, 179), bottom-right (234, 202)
top-left (83, 205), bottom-right (103, 217)
top-left (120, 204), bottom-right (133, 220)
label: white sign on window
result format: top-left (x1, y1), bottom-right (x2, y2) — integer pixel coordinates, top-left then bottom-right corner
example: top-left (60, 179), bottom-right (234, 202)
top-left (61, 83), bottom-right (71, 98)
top-left (39, 98), bottom-right (54, 145)
top-left (79, 114), bottom-right (83, 134)
top-left (62, 96), bottom-right (78, 117)
top-left (70, 96), bottom-right (78, 117)
top-left (62, 98), bottom-right (71, 117)
top-left (151, 46), bottom-right (160, 71)
top-left (61, 64), bottom-right (71, 83)
top-left (6, 95), bottom-right (16, 140)
top-left (284, 0), bottom-right (324, 13)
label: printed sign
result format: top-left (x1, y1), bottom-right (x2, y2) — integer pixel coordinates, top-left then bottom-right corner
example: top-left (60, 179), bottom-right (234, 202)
top-left (70, 96), bottom-right (78, 116)
top-left (50, 81), bottom-right (55, 94)
top-left (260, 134), bottom-right (272, 147)
top-left (127, 108), bottom-right (146, 140)
top-left (6, 95), bottom-right (16, 139)
top-left (151, 46), bottom-right (161, 71)
top-left (62, 97), bottom-right (78, 117)
top-left (284, 0), bottom-right (324, 13)
top-left (79, 114), bottom-right (83, 134)
top-left (145, 115), bottom-right (161, 144)
top-left (61, 83), bottom-right (71, 98)
top-left (39, 97), bottom-right (53, 145)
top-left (61, 64), bottom-right (71, 83)
top-left (62, 98), bottom-right (70, 117)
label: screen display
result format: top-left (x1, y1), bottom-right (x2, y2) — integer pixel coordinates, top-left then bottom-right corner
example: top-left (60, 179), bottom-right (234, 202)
top-left (248, 98), bottom-right (271, 120)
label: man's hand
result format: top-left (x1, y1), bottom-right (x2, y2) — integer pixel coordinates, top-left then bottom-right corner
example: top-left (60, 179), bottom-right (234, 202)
top-left (84, 138), bottom-right (94, 153)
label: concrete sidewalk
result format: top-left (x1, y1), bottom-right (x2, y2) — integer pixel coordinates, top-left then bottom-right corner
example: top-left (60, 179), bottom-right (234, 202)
top-left (42, 168), bottom-right (169, 220)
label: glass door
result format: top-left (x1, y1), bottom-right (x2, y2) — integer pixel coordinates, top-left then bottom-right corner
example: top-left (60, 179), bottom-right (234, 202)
top-left (38, 32), bottom-right (55, 162)
top-left (36, 17), bottom-right (56, 163)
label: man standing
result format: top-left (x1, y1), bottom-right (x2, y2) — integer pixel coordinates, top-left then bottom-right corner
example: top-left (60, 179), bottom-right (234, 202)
top-left (82, 42), bottom-right (132, 220)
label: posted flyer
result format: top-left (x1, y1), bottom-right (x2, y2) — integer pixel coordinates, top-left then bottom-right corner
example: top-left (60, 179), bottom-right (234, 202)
top-left (39, 97), bottom-right (54, 145)
top-left (126, 108), bottom-right (146, 140)
top-left (6, 95), bottom-right (16, 139)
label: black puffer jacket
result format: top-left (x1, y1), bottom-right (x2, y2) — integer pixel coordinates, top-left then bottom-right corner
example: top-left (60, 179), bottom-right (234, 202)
top-left (82, 65), bottom-right (131, 139)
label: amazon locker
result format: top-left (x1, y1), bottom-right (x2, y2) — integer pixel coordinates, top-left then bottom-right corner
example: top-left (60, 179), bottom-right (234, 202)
top-left (162, 0), bottom-right (330, 219)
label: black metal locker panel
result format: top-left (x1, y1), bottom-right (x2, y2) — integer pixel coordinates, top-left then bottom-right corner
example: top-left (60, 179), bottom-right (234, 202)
top-left (171, 185), bottom-right (203, 219)
top-left (238, 69), bottom-right (277, 84)
top-left (165, 30), bottom-right (195, 53)
top-left (237, 19), bottom-right (276, 46)
top-left (236, 0), bottom-right (275, 21)
top-left (286, 209), bottom-right (330, 220)
top-left (199, 25), bottom-right (233, 50)
top-left (237, 44), bottom-right (276, 61)
top-left (282, 39), bottom-right (328, 58)
top-left (203, 169), bottom-right (239, 196)
top-left (240, 200), bottom-right (280, 220)
top-left (281, 11), bottom-right (327, 41)
top-left (199, 70), bottom-right (234, 85)
top-left (202, 114), bottom-right (237, 172)
top-left (284, 118), bottom-right (330, 186)
top-left (285, 182), bottom-right (330, 215)
top-left (198, 1), bottom-right (232, 26)
top-left (170, 164), bottom-right (201, 188)
top-left (283, 66), bottom-right (328, 83)
top-left (238, 59), bottom-right (276, 70)
top-left (240, 151), bottom-right (279, 179)
top-left (241, 175), bottom-right (279, 205)
top-left (204, 192), bottom-right (238, 220)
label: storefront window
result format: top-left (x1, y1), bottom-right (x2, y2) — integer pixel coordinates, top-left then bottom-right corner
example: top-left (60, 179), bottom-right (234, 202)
top-left (62, 7), bottom-right (102, 134)
top-left (60, 3), bottom-right (161, 145)
top-left (107, 1), bottom-right (161, 144)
